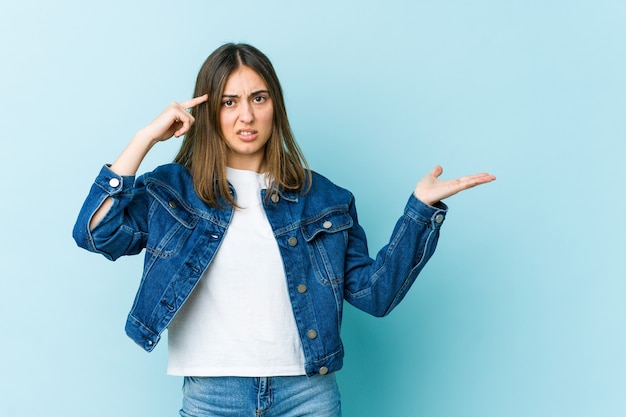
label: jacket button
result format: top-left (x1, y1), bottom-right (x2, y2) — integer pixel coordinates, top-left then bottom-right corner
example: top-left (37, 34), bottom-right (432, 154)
top-left (109, 178), bottom-right (120, 188)
top-left (271, 193), bottom-right (280, 203)
top-left (319, 366), bottom-right (329, 375)
top-left (288, 237), bottom-right (298, 247)
top-left (297, 284), bottom-right (307, 293)
top-left (307, 329), bottom-right (318, 339)
top-left (435, 214), bottom-right (444, 223)
top-left (169, 201), bottom-right (177, 209)
top-left (322, 220), bottom-right (332, 229)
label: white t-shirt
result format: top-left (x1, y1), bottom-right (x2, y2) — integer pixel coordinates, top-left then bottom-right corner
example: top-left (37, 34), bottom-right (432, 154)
top-left (167, 167), bottom-right (305, 377)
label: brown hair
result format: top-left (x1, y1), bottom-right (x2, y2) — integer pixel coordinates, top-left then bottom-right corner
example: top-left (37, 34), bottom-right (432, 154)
top-left (174, 43), bottom-right (310, 208)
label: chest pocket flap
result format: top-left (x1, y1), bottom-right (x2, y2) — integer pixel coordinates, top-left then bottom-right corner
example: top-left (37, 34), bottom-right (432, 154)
top-left (301, 209), bottom-right (353, 242)
top-left (147, 182), bottom-right (198, 229)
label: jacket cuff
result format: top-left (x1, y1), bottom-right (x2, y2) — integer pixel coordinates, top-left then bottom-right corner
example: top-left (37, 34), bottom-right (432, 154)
top-left (95, 164), bottom-right (136, 196)
top-left (404, 194), bottom-right (448, 229)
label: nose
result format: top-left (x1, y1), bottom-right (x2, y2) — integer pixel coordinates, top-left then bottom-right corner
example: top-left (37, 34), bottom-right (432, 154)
top-left (238, 101), bottom-right (254, 124)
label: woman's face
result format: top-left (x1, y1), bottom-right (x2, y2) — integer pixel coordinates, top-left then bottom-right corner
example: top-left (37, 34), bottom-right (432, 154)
top-left (219, 66), bottom-right (274, 172)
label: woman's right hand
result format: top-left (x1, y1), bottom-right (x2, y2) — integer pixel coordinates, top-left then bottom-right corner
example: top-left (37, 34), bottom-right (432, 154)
top-left (139, 94), bottom-right (209, 143)
top-left (90, 94), bottom-right (209, 230)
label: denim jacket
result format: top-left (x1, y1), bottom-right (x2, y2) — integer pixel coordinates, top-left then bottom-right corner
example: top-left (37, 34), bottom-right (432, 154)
top-left (73, 163), bottom-right (447, 376)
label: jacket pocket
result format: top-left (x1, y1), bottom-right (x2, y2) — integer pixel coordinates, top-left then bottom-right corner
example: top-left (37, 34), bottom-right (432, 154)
top-left (301, 208), bottom-right (352, 285)
top-left (145, 182), bottom-right (199, 259)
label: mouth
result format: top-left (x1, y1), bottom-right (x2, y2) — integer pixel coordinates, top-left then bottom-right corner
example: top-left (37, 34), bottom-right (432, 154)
top-left (237, 129), bottom-right (258, 141)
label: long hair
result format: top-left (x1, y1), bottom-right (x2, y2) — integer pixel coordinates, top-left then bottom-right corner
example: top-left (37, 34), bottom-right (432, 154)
top-left (174, 43), bottom-right (310, 208)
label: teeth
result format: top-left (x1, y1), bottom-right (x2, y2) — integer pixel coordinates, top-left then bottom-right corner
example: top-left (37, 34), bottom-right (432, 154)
top-left (240, 131), bottom-right (254, 136)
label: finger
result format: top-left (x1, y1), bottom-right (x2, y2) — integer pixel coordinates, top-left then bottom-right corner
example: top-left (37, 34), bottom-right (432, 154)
top-left (456, 172), bottom-right (494, 182)
top-left (431, 165), bottom-right (444, 178)
top-left (173, 113), bottom-right (195, 138)
top-left (457, 173), bottom-right (496, 189)
top-left (467, 173), bottom-right (496, 183)
top-left (174, 120), bottom-right (194, 138)
top-left (179, 94), bottom-right (209, 110)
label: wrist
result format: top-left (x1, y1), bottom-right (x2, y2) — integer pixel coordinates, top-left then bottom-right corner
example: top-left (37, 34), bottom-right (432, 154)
top-left (412, 189), bottom-right (436, 207)
top-left (133, 128), bottom-right (161, 147)
top-left (109, 132), bottom-right (155, 176)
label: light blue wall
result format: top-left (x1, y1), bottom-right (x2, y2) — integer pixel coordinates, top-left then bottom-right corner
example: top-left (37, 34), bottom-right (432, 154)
top-left (1, 1), bottom-right (624, 416)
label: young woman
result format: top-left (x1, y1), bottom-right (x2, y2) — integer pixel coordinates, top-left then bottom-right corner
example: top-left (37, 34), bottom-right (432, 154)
top-left (73, 43), bottom-right (495, 416)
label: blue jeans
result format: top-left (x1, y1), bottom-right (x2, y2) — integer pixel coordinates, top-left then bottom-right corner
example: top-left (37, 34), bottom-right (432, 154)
top-left (179, 373), bottom-right (341, 416)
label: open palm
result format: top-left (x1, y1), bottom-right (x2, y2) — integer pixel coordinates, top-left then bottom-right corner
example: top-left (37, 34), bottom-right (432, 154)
top-left (413, 166), bottom-right (496, 206)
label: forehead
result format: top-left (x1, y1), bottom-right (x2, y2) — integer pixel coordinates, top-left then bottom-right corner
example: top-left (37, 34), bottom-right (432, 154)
top-left (223, 66), bottom-right (268, 93)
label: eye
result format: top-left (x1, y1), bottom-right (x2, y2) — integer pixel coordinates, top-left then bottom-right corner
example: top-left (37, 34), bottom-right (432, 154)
top-left (222, 99), bottom-right (235, 107)
top-left (253, 95), bottom-right (267, 104)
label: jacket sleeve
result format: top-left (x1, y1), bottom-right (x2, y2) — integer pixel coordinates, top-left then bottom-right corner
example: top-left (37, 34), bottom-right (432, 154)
top-left (343, 193), bottom-right (448, 317)
top-left (72, 165), bottom-right (149, 261)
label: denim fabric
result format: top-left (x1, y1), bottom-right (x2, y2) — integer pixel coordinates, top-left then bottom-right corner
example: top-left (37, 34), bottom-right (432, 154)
top-left (73, 163), bottom-right (447, 376)
top-left (180, 374), bottom-right (341, 416)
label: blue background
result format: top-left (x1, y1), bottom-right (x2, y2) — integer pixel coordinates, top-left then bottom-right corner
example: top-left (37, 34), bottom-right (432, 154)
top-left (1, 1), bottom-right (625, 416)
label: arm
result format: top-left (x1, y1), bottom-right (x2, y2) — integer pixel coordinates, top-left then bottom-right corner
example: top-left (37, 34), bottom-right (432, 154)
top-left (343, 194), bottom-right (447, 316)
top-left (89, 95), bottom-right (208, 229)
top-left (344, 166), bottom-right (495, 316)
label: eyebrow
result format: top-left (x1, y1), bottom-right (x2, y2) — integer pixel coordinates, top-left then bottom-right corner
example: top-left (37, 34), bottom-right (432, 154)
top-left (222, 89), bottom-right (270, 98)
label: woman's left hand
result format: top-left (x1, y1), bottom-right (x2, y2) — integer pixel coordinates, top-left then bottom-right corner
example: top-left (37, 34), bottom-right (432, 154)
top-left (413, 165), bottom-right (496, 206)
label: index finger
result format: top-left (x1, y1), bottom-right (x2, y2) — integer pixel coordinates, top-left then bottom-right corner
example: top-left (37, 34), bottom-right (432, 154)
top-left (179, 94), bottom-right (208, 110)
